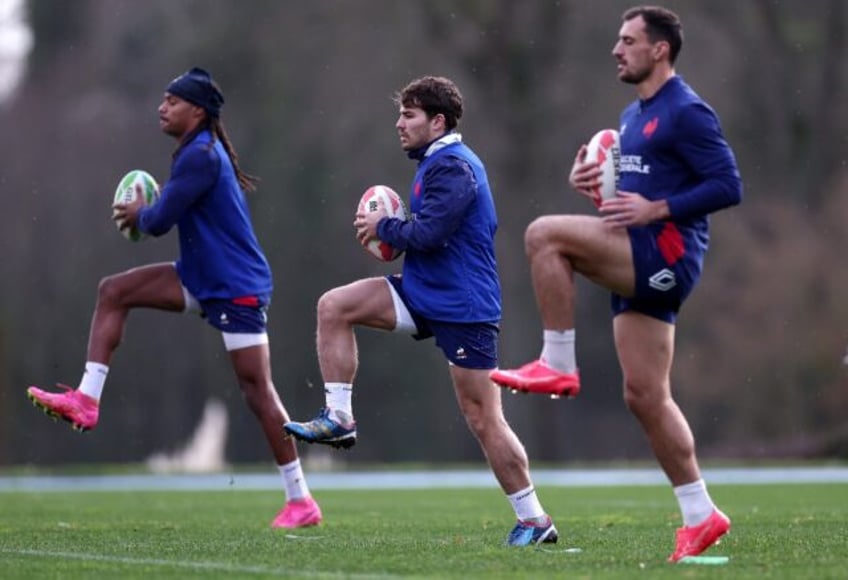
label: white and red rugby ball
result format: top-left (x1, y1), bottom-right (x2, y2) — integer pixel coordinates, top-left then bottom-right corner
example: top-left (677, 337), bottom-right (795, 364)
top-left (357, 185), bottom-right (407, 262)
top-left (584, 128), bottom-right (620, 203)
top-left (113, 169), bottom-right (160, 242)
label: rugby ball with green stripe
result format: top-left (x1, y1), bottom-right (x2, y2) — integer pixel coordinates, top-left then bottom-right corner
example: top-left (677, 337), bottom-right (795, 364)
top-left (113, 169), bottom-right (160, 241)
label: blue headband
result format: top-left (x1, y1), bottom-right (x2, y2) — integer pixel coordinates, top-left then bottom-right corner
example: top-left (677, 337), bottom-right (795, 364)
top-left (166, 67), bottom-right (224, 118)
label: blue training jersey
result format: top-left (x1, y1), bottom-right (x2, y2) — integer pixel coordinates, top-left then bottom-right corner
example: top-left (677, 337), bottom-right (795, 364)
top-left (377, 133), bottom-right (501, 323)
top-left (618, 76), bottom-right (741, 267)
top-left (137, 130), bottom-right (272, 301)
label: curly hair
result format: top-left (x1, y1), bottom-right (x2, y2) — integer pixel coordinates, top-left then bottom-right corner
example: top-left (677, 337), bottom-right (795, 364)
top-left (394, 76), bottom-right (464, 131)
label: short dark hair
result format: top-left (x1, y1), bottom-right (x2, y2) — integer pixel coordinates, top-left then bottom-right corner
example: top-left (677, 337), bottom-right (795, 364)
top-left (395, 76), bottom-right (463, 131)
top-left (623, 6), bottom-right (683, 64)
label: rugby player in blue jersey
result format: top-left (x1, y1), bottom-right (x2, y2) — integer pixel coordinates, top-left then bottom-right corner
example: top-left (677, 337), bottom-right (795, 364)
top-left (27, 68), bottom-right (322, 529)
top-left (490, 6), bottom-right (742, 561)
top-left (284, 76), bottom-right (557, 546)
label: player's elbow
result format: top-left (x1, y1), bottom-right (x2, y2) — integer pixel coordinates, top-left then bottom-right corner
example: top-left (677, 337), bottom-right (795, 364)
top-left (725, 176), bottom-right (743, 208)
top-left (139, 217), bottom-right (171, 237)
top-left (713, 173), bottom-right (742, 210)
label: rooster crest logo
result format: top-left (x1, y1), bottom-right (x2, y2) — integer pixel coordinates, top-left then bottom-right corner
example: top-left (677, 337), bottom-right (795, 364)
top-left (642, 117), bottom-right (659, 139)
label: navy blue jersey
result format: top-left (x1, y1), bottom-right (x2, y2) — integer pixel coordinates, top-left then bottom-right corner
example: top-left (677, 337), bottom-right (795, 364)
top-left (377, 134), bottom-right (501, 323)
top-left (137, 130), bottom-right (272, 301)
top-left (619, 76), bottom-right (741, 261)
top-left (614, 76), bottom-right (741, 321)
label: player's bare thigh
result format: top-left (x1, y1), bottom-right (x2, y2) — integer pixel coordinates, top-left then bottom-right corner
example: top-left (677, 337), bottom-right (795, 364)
top-left (318, 277), bottom-right (397, 330)
top-left (100, 262), bottom-right (185, 311)
top-left (525, 214), bottom-right (635, 296)
top-left (450, 364), bottom-right (502, 412)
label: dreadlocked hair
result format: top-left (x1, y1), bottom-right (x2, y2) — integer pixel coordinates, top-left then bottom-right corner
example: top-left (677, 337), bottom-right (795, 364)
top-left (175, 118), bottom-right (260, 193)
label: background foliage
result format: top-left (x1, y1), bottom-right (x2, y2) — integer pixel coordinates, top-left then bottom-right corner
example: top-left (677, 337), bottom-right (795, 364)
top-left (1, 0), bottom-right (846, 468)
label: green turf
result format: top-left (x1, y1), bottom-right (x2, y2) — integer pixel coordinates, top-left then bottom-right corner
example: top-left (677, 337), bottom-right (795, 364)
top-left (0, 484), bottom-right (845, 578)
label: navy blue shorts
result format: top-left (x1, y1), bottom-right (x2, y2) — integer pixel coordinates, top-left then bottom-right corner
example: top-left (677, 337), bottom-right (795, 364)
top-left (386, 275), bottom-right (499, 370)
top-left (612, 224), bottom-right (702, 324)
top-left (199, 294), bottom-right (270, 333)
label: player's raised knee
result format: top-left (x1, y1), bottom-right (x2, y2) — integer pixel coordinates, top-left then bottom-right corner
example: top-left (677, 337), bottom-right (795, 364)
top-left (524, 216), bottom-right (557, 256)
top-left (96, 273), bottom-right (129, 306)
top-left (316, 286), bottom-right (353, 323)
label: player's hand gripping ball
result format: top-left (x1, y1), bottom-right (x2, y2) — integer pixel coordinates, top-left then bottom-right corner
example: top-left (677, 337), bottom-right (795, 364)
top-left (113, 169), bottom-right (160, 242)
top-left (357, 185), bottom-right (407, 262)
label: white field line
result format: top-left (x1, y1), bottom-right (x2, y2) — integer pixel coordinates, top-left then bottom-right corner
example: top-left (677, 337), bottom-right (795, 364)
top-left (1, 467), bottom-right (848, 493)
top-left (0, 548), bottom-right (403, 579)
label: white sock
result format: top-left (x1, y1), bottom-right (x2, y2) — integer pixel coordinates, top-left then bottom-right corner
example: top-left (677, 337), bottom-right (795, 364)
top-left (507, 485), bottom-right (546, 522)
top-left (325, 382), bottom-right (353, 423)
top-left (77, 362), bottom-right (109, 401)
top-left (279, 459), bottom-right (311, 502)
top-left (540, 329), bottom-right (576, 373)
top-left (674, 479), bottom-right (716, 527)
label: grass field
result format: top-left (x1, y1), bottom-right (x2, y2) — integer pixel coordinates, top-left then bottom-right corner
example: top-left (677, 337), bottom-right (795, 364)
top-left (0, 483), bottom-right (845, 578)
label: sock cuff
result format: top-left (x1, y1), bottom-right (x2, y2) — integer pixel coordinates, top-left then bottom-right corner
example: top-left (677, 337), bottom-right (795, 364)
top-left (324, 382), bottom-right (352, 393)
top-left (279, 458), bottom-right (302, 473)
top-left (673, 478), bottom-right (706, 497)
top-left (506, 484), bottom-right (536, 502)
top-left (543, 329), bottom-right (575, 343)
top-left (85, 362), bottom-right (109, 376)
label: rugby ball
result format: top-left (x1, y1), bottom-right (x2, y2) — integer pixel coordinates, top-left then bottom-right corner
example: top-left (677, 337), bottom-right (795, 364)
top-left (585, 129), bottom-right (620, 203)
top-left (113, 169), bottom-right (160, 242)
top-left (357, 185), bottom-right (407, 262)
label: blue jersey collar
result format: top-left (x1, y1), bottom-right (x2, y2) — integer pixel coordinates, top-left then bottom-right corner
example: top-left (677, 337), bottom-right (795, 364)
top-left (407, 131), bottom-right (462, 162)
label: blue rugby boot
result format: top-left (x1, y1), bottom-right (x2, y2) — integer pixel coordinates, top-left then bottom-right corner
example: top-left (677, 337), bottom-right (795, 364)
top-left (284, 407), bottom-right (357, 449)
top-left (506, 516), bottom-right (559, 547)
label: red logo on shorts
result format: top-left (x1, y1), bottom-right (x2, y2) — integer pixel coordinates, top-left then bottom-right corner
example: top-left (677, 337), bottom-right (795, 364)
top-left (232, 296), bottom-right (259, 307)
top-left (657, 222), bottom-right (684, 265)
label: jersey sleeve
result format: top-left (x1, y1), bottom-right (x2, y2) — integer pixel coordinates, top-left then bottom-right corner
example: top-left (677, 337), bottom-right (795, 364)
top-left (666, 102), bottom-right (742, 221)
top-left (377, 156), bottom-right (477, 251)
top-left (138, 144), bottom-right (221, 236)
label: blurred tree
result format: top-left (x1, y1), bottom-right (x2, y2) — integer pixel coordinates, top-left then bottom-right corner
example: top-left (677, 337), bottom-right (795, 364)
top-left (1, 0), bottom-right (846, 468)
